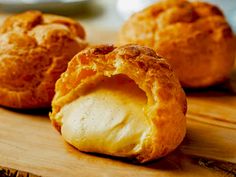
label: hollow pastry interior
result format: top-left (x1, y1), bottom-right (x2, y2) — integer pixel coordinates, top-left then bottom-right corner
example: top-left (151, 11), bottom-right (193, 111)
top-left (59, 74), bottom-right (150, 157)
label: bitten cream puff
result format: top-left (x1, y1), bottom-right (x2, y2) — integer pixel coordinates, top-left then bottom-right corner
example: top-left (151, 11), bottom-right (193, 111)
top-left (0, 11), bottom-right (87, 109)
top-left (118, 0), bottom-right (236, 88)
top-left (50, 44), bottom-right (187, 163)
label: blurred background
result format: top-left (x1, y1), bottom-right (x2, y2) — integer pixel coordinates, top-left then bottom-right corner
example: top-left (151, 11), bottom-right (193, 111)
top-left (0, 0), bottom-right (235, 40)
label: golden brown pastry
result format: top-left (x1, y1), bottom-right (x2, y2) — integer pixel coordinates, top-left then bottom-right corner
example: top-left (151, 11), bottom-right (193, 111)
top-left (50, 44), bottom-right (187, 163)
top-left (118, 0), bottom-right (236, 88)
top-left (0, 11), bottom-right (87, 108)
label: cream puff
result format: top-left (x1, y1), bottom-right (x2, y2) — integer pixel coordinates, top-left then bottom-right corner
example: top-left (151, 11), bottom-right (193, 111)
top-left (50, 44), bottom-right (187, 163)
top-left (0, 11), bottom-right (87, 108)
top-left (118, 0), bottom-right (236, 88)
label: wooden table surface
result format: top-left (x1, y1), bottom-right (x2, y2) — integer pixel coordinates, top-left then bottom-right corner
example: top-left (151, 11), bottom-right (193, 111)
top-left (0, 3), bottom-right (236, 176)
top-left (0, 70), bottom-right (236, 177)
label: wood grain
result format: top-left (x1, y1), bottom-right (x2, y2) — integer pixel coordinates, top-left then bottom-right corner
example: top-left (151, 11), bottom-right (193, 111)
top-left (0, 108), bottom-right (233, 177)
top-left (0, 166), bottom-right (40, 177)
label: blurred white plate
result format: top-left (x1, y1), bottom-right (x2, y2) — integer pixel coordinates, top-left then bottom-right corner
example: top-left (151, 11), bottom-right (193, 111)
top-left (0, 0), bottom-right (90, 14)
top-left (0, 0), bottom-right (87, 5)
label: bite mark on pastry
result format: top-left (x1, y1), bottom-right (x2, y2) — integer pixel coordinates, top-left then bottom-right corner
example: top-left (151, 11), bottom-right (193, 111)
top-left (50, 44), bottom-right (187, 163)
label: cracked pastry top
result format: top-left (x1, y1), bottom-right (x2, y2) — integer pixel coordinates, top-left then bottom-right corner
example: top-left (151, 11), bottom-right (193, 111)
top-left (50, 44), bottom-right (187, 163)
top-left (0, 11), bottom-right (87, 109)
top-left (118, 0), bottom-right (236, 88)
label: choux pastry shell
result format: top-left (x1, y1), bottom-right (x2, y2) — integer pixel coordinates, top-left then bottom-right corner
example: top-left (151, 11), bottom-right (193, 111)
top-left (118, 0), bottom-right (236, 88)
top-left (50, 44), bottom-right (187, 163)
top-left (0, 11), bottom-right (87, 108)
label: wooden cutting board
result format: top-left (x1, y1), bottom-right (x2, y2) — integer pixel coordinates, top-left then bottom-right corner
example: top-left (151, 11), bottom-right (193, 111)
top-left (0, 24), bottom-right (236, 177)
top-left (1, 105), bottom-right (236, 177)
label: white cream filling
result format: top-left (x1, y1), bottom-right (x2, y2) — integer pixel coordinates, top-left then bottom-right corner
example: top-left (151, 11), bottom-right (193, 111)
top-left (60, 75), bottom-right (149, 157)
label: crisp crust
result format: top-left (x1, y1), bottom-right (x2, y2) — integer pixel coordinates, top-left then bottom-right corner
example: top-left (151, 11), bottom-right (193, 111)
top-left (118, 0), bottom-right (236, 88)
top-left (50, 44), bottom-right (187, 163)
top-left (0, 11), bottom-right (87, 108)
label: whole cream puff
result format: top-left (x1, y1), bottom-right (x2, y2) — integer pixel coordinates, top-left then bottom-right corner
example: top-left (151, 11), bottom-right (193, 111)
top-left (0, 11), bottom-right (87, 108)
top-left (118, 0), bottom-right (236, 88)
top-left (50, 44), bottom-right (187, 163)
